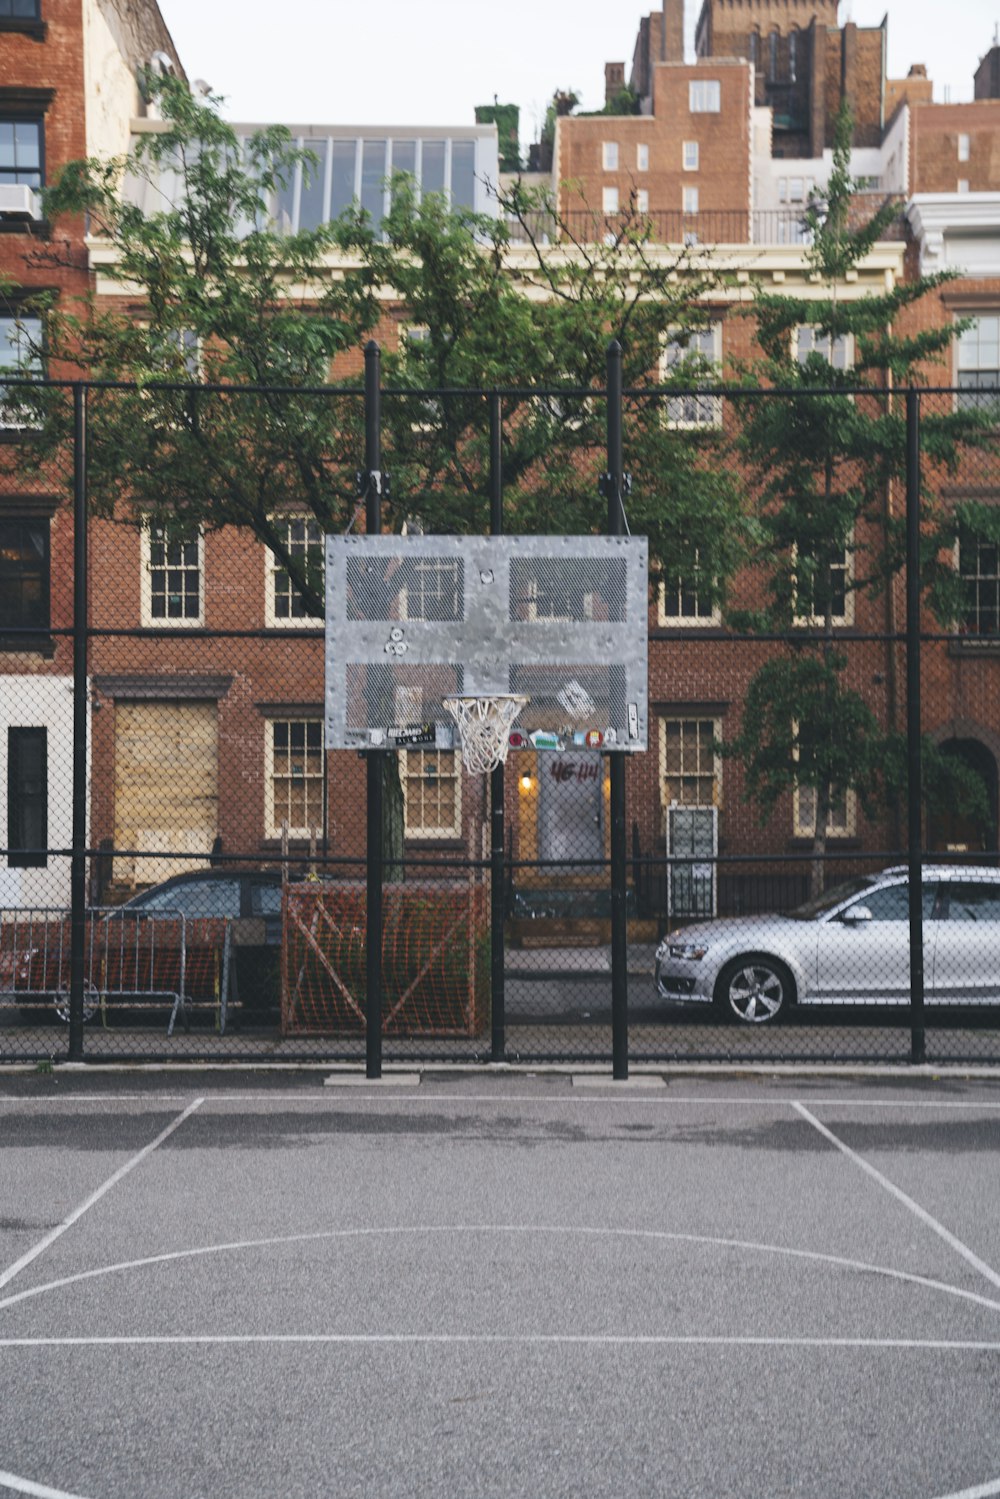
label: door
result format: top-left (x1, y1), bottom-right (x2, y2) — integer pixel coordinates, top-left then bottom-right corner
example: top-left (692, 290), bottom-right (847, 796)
top-left (536, 751), bottom-right (603, 868)
top-left (113, 701), bottom-right (219, 886)
top-left (813, 880), bottom-right (936, 1004)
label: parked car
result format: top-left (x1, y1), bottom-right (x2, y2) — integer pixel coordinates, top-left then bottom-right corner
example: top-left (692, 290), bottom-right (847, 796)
top-left (1, 869), bottom-right (287, 1027)
top-left (655, 866), bottom-right (1000, 1023)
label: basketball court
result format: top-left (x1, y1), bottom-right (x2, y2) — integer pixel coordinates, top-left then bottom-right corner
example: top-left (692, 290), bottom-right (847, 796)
top-left (2, 1068), bottom-right (1000, 1498)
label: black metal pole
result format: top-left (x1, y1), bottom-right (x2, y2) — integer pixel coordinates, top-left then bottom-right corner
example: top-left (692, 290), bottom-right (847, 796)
top-left (364, 341), bottom-right (384, 1079)
top-left (68, 384), bottom-right (88, 1061)
top-left (905, 389), bottom-right (925, 1064)
top-left (489, 392), bottom-right (507, 1064)
top-left (607, 340), bottom-right (629, 1080)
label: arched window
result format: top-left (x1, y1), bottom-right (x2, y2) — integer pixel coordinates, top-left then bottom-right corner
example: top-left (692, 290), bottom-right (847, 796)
top-left (789, 28), bottom-right (798, 83)
top-left (768, 30), bottom-right (779, 81)
top-left (748, 30), bottom-right (759, 66)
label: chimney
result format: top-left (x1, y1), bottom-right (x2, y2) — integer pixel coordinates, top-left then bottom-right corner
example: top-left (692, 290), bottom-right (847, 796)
top-left (662, 0), bottom-right (684, 63)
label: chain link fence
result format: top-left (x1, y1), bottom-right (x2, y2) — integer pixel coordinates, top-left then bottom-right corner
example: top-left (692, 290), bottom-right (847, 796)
top-left (2, 369), bottom-right (999, 1067)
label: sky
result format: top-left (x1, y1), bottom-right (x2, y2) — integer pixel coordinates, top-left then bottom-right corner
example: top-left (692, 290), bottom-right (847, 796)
top-left (157, 1), bottom-right (1000, 144)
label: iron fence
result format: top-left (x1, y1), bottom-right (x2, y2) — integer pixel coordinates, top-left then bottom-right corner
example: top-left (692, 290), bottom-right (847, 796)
top-left (2, 356), bottom-right (999, 1069)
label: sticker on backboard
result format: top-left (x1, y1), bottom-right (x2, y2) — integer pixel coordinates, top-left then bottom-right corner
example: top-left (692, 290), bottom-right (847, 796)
top-left (387, 723), bottom-right (435, 747)
top-left (508, 730), bottom-right (529, 750)
top-left (585, 730), bottom-right (604, 748)
top-left (628, 704), bottom-right (640, 739)
top-left (530, 730), bottom-right (565, 751)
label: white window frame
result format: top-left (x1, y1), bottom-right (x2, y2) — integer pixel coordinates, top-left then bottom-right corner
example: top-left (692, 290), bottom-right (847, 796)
top-left (793, 782), bottom-right (857, 839)
top-left (958, 133), bottom-right (971, 162)
top-left (602, 141), bottom-right (619, 171)
top-left (398, 556), bottom-right (462, 622)
top-left (636, 143), bottom-right (649, 171)
top-left (956, 525), bottom-right (1000, 638)
top-left (795, 325), bottom-right (854, 371)
top-left (689, 80), bottom-right (721, 113)
top-left (265, 717), bottom-right (325, 839)
top-left (602, 185), bottom-right (619, 214)
top-left (657, 558), bottom-right (721, 626)
top-left (956, 313), bottom-right (1000, 413)
top-left (659, 717), bottom-right (722, 809)
top-left (140, 523), bottom-right (204, 628)
top-left (660, 322), bottom-right (723, 430)
top-left (683, 140), bottom-right (699, 171)
top-left (683, 186), bottom-right (700, 215)
top-left (636, 188), bottom-right (649, 214)
top-left (0, 312), bottom-right (43, 429)
top-left (401, 748), bottom-right (462, 839)
top-left (265, 515), bottom-right (325, 627)
top-left (792, 536), bottom-right (855, 628)
top-left (958, 179), bottom-right (970, 194)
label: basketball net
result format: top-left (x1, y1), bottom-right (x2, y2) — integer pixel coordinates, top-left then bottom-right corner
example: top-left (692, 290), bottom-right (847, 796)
top-left (442, 694), bottom-right (529, 775)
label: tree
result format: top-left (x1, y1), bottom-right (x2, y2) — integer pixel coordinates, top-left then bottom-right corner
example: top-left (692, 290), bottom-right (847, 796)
top-left (10, 75), bottom-right (749, 612)
top-left (727, 101), bottom-right (997, 889)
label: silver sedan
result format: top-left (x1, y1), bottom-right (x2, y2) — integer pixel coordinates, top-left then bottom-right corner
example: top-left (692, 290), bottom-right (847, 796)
top-left (654, 866), bottom-right (1000, 1023)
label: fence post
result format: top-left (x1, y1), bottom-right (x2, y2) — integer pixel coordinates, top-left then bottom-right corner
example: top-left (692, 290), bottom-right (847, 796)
top-left (489, 392), bottom-right (507, 1063)
top-left (905, 388), bottom-right (925, 1064)
top-left (364, 341), bottom-right (384, 1079)
top-left (68, 383), bottom-right (88, 1061)
top-left (606, 340), bottom-right (629, 1080)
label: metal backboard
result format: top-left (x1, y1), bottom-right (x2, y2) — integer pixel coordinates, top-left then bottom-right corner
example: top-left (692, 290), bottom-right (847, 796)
top-left (325, 534), bottom-right (648, 752)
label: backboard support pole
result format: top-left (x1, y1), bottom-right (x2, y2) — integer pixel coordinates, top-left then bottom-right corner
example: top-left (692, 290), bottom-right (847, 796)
top-left (489, 392), bottom-right (507, 1064)
top-left (364, 341), bottom-right (384, 1080)
top-left (607, 340), bottom-right (629, 1081)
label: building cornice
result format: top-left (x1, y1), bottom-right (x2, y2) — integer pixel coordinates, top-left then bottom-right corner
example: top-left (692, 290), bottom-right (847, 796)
top-left (907, 194), bottom-right (1000, 276)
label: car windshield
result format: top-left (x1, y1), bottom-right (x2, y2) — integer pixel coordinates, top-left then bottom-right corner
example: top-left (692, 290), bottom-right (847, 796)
top-left (789, 876), bottom-right (877, 920)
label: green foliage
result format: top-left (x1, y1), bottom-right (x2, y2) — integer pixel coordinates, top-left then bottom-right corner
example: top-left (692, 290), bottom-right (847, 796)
top-left (6, 76), bottom-right (751, 615)
top-left (731, 99), bottom-right (998, 855)
top-left (474, 102), bottom-right (521, 172)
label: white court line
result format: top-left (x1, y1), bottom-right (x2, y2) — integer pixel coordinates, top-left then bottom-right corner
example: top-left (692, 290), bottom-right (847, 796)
top-left (0, 1471), bottom-right (90, 1499)
top-left (0, 1098), bottom-right (204, 1294)
top-left (793, 1103), bottom-right (1000, 1294)
top-left (4, 1092), bottom-right (1000, 1107)
top-left (2, 1223), bottom-right (1000, 1317)
top-left (1, 1333), bottom-right (1000, 1351)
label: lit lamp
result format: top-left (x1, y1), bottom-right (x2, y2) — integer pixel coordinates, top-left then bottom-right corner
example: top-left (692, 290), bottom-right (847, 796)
top-left (519, 770), bottom-right (533, 793)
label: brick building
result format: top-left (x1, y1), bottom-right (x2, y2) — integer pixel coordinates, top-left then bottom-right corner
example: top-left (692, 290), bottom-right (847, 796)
top-left (3, 0), bottom-right (1000, 928)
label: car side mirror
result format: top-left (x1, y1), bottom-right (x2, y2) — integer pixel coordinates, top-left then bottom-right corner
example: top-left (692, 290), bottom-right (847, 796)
top-left (842, 905), bottom-right (873, 924)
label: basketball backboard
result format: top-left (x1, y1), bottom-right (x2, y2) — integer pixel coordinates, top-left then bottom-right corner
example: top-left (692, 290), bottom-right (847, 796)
top-left (324, 534), bottom-right (648, 753)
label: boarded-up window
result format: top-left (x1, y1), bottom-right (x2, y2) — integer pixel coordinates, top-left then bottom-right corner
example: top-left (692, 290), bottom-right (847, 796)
top-left (113, 701), bottom-right (218, 886)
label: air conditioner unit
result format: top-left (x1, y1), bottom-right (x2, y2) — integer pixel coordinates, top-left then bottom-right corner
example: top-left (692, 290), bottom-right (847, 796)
top-left (0, 184), bottom-right (40, 221)
top-left (666, 804), bottom-right (718, 920)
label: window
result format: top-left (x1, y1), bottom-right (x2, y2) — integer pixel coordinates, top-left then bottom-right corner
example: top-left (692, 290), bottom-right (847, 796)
top-left (141, 525), bottom-right (203, 627)
top-left (788, 29), bottom-right (798, 82)
top-left (957, 315), bottom-right (1000, 415)
top-left (793, 540), bottom-right (853, 627)
top-left (683, 141), bottom-right (699, 171)
top-left (958, 133), bottom-right (971, 163)
top-left (0, 311), bottom-right (42, 429)
top-left (940, 881), bottom-right (1000, 921)
top-left (794, 782), bottom-right (856, 838)
top-left (958, 179), bottom-right (970, 194)
top-left (399, 556), bottom-right (462, 621)
top-left (683, 186), bottom-right (699, 214)
top-left (602, 141), bottom-right (619, 171)
top-left (7, 726), bottom-right (46, 868)
top-left (768, 31), bottom-right (779, 80)
top-left (661, 718), bottom-right (720, 807)
top-left (636, 189), bottom-right (649, 214)
top-left (795, 326), bottom-right (853, 370)
top-left (958, 525), bottom-right (1000, 637)
top-left (658, 556), bottom-right (719, 625)
top-left (661, 323), bottom-right (723, 429)
top-left (0, 517), bottom-right (48, 638)
top-left (602, 186), bottom-right (619, 214)
top-left (0, 0), bottom-right (42, 24)
top-left (689, 80), bottom-right (721, 113)
top-left (748, 31), bottom-right (759, 67)
top-left (402, 748), bottom-right (461, 838)
top-left (0, 118), bottom-right (42, 187)
top-left (636, 143), bottom-right (649, 171)
top-left (266, 516), bottom-right (324, 626)
top-left (266, 719), bottom-right (324, 839)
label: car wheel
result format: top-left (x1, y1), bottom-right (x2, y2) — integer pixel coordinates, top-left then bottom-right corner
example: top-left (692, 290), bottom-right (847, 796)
top-left (54, 980), bottom-right (100, 1025)
top-left (715, 956), bottom-right (793, 1024)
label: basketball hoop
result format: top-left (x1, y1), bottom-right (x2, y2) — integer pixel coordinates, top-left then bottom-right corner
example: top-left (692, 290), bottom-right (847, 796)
top-left (442, 694), bottom-right (529, 775)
